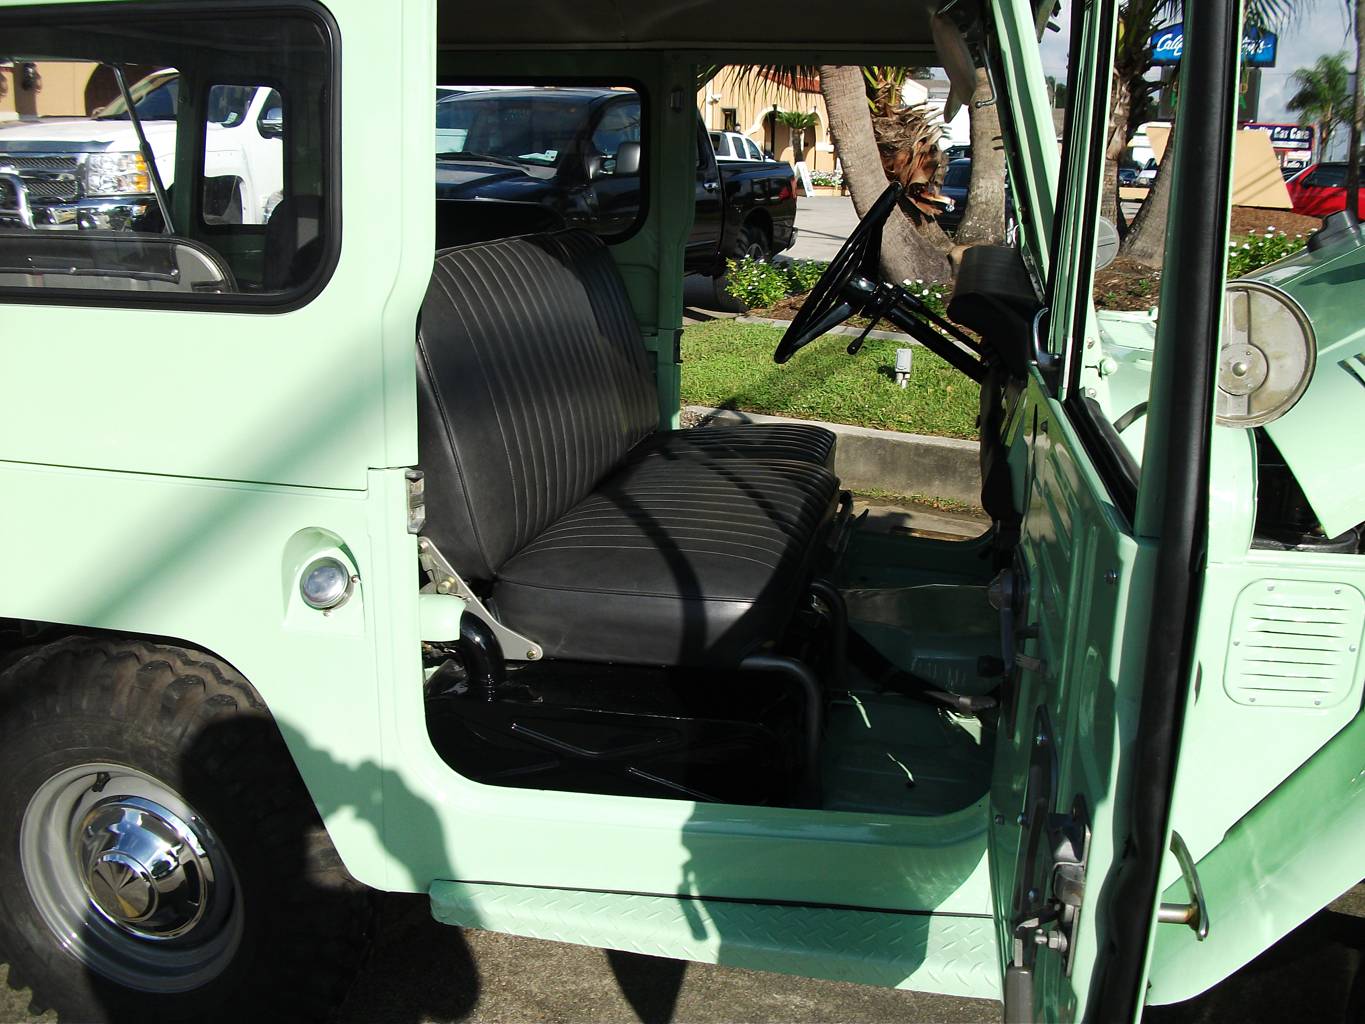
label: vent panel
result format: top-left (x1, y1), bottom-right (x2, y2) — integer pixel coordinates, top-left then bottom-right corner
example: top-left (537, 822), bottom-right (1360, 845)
top-left (1225, 580), bottom-right (1364, 708)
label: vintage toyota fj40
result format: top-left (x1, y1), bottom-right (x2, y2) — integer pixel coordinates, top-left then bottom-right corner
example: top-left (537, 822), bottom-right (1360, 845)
top-left (0, 1), bottom-right (1360, 1022)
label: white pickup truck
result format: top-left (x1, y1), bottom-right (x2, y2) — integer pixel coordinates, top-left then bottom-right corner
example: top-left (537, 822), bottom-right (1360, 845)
top-left (708, 129), bottom-right (772, 162)
top-left (0, 69), bottom-right (283, 231)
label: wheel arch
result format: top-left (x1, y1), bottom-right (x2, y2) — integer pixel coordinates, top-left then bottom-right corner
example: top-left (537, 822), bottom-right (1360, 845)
top-left (0, 622), bottom-right (396, 893)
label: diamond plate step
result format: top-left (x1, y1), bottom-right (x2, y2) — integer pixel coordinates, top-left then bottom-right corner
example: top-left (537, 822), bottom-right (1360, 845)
top-left (430, 881), bottom-right (1000, 1000)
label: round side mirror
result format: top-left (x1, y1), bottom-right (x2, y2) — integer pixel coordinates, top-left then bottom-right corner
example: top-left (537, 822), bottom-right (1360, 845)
top-left (1095, 217), bottom-right (1120, 271)
top-left (1216, 280), bottom-right (1316, 427)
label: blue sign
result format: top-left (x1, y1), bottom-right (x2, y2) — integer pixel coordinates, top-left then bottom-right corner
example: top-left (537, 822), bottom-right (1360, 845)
top-left (1149, 23), bottom-right (1279, 68)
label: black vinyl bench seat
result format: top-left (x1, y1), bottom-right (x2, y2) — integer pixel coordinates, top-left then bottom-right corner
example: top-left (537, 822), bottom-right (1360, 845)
top-left (417, 229), bottom-right (840, 667)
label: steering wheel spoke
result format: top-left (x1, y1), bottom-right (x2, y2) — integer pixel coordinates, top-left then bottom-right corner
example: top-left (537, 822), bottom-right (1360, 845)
top-left (773, 182), bottom-right (902, 364)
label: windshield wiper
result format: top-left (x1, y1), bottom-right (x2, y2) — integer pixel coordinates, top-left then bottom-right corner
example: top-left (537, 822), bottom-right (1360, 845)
top-left (436, 150), bottom-right (524, 168)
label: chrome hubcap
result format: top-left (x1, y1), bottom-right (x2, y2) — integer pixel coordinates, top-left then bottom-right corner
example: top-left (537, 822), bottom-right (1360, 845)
top-left (77, 797), bottom-right (215, 939)
top-left (21, 764), bottom-right (243, 993)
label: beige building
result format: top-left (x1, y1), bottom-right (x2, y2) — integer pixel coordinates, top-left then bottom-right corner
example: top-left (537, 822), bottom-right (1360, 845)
top-left (0, 61), bottom-right (133, 121)
top-left (697, 68), bottom-right (838, 174)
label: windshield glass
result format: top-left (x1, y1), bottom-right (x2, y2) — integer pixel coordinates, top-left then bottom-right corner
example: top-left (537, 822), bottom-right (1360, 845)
top-left (435, 91), bottom-right (595, 166)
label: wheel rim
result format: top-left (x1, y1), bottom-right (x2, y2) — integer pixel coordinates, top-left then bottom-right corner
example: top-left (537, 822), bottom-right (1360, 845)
top-left (20, 763), bottom-right (244, 993)
top-left (743, 239), bottom-right (767, 261)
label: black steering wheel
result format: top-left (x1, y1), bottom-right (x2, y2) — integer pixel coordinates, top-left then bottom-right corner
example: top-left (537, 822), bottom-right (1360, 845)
top-left (773, 182), bottom-right (902, 364)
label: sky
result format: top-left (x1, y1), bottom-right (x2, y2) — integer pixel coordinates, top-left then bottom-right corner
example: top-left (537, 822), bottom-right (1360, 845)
top-left (1037, 4), bottom-right (1358, 152)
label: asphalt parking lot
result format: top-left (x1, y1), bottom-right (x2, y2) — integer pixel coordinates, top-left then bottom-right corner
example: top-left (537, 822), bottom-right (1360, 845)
top-left (788, 195), bottom-right (858, 262)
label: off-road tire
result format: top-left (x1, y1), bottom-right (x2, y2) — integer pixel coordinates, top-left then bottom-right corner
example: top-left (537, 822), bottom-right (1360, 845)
top-left (0, 637), bottom-right (373, 1023)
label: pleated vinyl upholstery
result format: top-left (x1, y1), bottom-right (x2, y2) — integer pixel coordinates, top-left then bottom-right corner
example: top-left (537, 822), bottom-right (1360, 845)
top-left (529, 230), bottom-right (659, 443)
top-left (417, 229), bottom-right (842, 665)
top-left (532, 229), bottom-right (839, 470)
top-left (418, 238), bottom-right (645, 579)
top-left (496, 455), bottom-right (837, 665)
top-left (632, 423), bottom-right (837, 470)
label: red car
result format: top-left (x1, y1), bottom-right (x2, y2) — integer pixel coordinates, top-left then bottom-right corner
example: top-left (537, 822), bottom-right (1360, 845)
top-left (1285, 161), bottom-right (1365, 217)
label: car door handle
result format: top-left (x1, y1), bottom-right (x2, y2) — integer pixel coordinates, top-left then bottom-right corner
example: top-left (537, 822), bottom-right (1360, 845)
top-left (702, 181), bottom-right (719, 192)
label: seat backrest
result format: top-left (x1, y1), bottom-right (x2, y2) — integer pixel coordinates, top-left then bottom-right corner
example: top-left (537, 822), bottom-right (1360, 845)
top-left (418, 233), bottom-right (655, 580)
top-left (264, 195), bottom-right (322, 291)
top-left (532, 229), bottom-right (658, 441)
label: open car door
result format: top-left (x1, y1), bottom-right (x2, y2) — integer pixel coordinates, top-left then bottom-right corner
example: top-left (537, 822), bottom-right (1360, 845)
top-left (983, 2), bottom-right (1241, 1019)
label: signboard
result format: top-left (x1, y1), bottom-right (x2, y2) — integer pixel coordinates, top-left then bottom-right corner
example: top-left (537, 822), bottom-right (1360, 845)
top-left (1149, 23), bottom-right (1279, 68)
top-left (1243, 122), bottom-right (1315, 151)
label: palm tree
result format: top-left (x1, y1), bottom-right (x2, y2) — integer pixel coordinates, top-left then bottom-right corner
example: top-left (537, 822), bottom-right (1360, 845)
top-left (954, 67), bottom-right (1009, 245)
top-left (775, 110), bottom-right (819, 165)
top-left (1120, 0), bottom-right (1316, 264)
top-left (1287, 52), bottom-right (1352, 160)
top-left (818, 65), bottom-right (953, 283)
top-left (1345, 0), bottom-right (1362, 201)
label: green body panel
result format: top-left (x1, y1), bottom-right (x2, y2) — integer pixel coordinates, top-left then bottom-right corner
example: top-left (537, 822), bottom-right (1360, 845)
top-left (430, 881), bottom-right (1001, 1000)
top-left (0, 0), bottom-right (434, 489)
top-left (1148, 693), bottom-right (1365, 1005)
top-left (1254, 240), bottom-right (1365, 537)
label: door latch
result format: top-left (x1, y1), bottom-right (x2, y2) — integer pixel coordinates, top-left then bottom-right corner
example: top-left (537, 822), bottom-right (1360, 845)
top-left (1011, 793), bottom-right (1091, 976)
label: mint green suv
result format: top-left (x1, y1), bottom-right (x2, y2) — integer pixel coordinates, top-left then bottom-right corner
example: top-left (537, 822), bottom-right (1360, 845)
top-left (0, 2), bottom-right (1359, 1022)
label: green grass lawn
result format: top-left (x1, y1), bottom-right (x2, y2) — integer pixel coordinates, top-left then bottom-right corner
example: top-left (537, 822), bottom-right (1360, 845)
top-left (680, 320), bottom-right (980, 439)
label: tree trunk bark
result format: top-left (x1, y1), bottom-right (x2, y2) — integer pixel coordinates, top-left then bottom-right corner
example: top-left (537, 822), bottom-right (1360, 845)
top-left (1103, 72), bottom-right (1132, 232)
top-left (818, 64), bottom-right (952, 284)
top-left (1120, 125), bottom-right (1175, 267)
top-left (955, 67), bottom-right (1008, 246)
top-left (1346, 0), bottom-right (1364, 210)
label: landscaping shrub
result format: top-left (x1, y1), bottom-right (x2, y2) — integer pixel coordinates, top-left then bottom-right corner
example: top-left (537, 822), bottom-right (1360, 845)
top-left (723, 256), bottom-right (790, 308)
top-left (1227, 226), bottom-right (1307, 278)
top-left (784, 259), bottom-right (827, 294)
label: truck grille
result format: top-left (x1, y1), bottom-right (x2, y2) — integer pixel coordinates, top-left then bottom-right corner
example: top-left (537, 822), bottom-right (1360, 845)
top-left (0, 154), bottom-right (81, 203)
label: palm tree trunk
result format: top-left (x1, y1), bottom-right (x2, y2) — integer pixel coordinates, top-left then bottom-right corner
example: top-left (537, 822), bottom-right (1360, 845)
top-left (1103, 72), bottom-right (1133, 231)
top-left (818, 65), bottom-right (952, 283)
top-left (1347, 0), bottom-right (1364, 208)
top-left (955, 67), bottom-right (1008, 245)
top-left (1121, 125), bottom-right (1176, 267)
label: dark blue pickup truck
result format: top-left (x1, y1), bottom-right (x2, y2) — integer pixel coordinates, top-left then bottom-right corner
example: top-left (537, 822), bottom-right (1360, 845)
top-left (434, 87), bottom-right (797, 280)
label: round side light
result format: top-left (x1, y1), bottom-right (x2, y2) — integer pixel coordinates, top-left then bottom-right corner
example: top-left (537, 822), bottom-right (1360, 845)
top-left (300, 557), bottom-right (353, 611)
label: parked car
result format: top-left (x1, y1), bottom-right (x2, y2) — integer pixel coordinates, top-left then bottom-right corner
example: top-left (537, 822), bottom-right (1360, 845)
top-left (433, 87), bottom-right (797, 279)
top-left (936, 156), bottom-right (971, 230)
top-left (1286, 161), bottom-right (1365, 218)
top-left (0, 68), bottom-right (283, 229)
top-left (709, 129), bottom-right (769, 162)
top-left (934, 156), bottom-right (1015, 236)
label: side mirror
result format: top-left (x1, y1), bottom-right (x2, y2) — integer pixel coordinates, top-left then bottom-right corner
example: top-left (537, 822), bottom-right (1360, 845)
top-left (258, 107), bottom-right (284, 138)
top-left (1095, 217), bottom-right (1119, 271)
top-left (613, 141), bottom-right (642, 177)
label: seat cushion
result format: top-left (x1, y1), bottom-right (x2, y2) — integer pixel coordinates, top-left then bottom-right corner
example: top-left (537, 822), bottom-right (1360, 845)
top-left (632, 424), bottom-right (837, 470)
top-left (494, 455), bottom-right (839, 666)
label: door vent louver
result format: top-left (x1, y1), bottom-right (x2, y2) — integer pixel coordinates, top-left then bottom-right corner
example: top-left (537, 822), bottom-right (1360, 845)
top-left (1225, 580), bottom-right (1364, 709)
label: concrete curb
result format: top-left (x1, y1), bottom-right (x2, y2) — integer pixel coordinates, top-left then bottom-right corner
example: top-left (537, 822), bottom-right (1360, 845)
top-left (685, 405), bottom-right (981, 506)
top-left (734, 315), bottom-right (919, 345)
